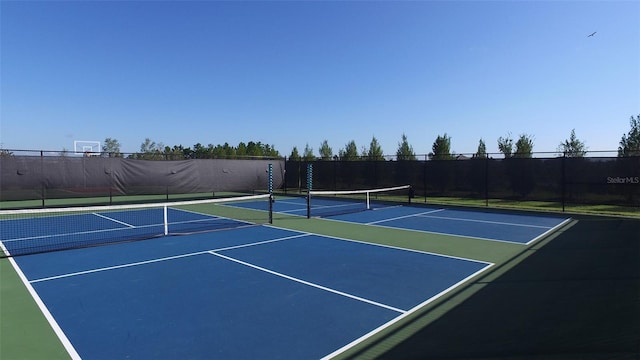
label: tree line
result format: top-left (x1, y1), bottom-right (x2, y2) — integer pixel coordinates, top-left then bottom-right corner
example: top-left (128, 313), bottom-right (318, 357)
top-left (289, 114), bottom-right (640, 161)
top-left (95, 114), bottom-right (639, 160)
top-left (102, 138), bottom-right (280, 159)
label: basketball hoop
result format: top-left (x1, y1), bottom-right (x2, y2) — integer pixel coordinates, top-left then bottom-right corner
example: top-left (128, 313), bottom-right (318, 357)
top-left (74, 140), bottom-right (101, 157)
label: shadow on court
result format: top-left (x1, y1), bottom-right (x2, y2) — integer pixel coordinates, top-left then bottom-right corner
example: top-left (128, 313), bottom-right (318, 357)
top-left (374, 216), bottom-right (640, 359)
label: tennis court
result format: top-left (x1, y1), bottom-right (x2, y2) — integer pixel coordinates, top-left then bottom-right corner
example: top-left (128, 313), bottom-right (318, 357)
top-left (1, 155), bottom-right (635, 359)
top-left (1, 196), bottom-right (494, 359)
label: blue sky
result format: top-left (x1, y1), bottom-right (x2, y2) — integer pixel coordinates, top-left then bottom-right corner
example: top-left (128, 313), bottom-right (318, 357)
top-left (1, 1), bottom-right (638, 157)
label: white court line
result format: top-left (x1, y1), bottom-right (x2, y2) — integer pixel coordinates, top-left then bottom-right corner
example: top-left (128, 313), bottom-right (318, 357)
top-left (212, 233), bottom-right (309, 252)
top-left (525, 217), bottom-right (573, 245)
top-left (319, 215), bottom-right (538, 245)
top-left (276, 202), bottom-right (364, 216)
top-left (168, 207), bottom-right (226, 220)
top-left (278, 208), bottom-right (308, 215)
top-left (372, 205), bottom-right (404, 211)
top-left (322, 263), bottom-right (494, 359)
top-left (29, 251), bottom-right (211, 283)
top-left (28, 233), bottom-right (309, 283)
top-left (208, 251), bottom-right (407, 314)
top-left (171, 204), bottom-right (266, 225)
top-left (3, 243), bottom-right (81, 359)
top-left (367, 208), bottom-right (445, 225)
top-left (265, 224), bottom-right (494, 265)
top-left (324, 209), bottom-right (570, 245)
top-left (169, 217), bottom-right (239, 226)
top-left (92, 212), bottom-right (136, 228)
top-left (275, 200), bottom-right (308, 207)
top-left (313, 203), bottom-right (366, 211)
top-left (414, 214), bottom-right (555, 229)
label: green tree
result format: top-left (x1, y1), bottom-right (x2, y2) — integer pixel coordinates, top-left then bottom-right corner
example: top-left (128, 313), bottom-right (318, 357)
top-left (138, 138), bottom-right (164, 159)
top-left (618, 114), bottom-right (640, 157)
top-left (246, 141), bottom-right (261, 156)
top-left (222, 142), bottom-right (235, 157)
top-left (514, 134), bottom-right (534, 158)
top-left (289, 146), bottom-right (301, 161)
top-left (339, 140), bottom-right (359, 161)
top-left (163, 145), bottom-right (187, 160)
top-left (243, 141), bottom-right (279, 157)
top-left (429, 133), bottom-right (453, 160)
top-left (366, 136), bottom-right (384, 160)
top-left (236, 142), bottom-right (248, 157)
top-left (497, 134), bottom-right (513, 158)
top-left (474, 138), bottom-right (487, 158)
top-left (558, 129), bottom-right (587, 157)
top-left (170, 145), bottom-right (192, 159)
top-left (191, 143), bottom-right (209, 158)
top-left (174, 141), bottom-right (280, 159)
top-left (102, 137), bottom-right (122, 157)
top-left (263, 143), bottom-right (280, 157)
top-left (319, 140), bottom-right (333, 160)
top-left (302, 143), bottom-right (315, 161)
top-left (209, 144), bottom-right (224, 157)
top-left (396, 134), bottom-right (416, 161)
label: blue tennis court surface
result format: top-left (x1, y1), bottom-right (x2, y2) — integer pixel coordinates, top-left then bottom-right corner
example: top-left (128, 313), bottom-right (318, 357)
top-left (256, 196), bottom-right (571, 245)
top-left (9, 224), bottom-right (491, 359)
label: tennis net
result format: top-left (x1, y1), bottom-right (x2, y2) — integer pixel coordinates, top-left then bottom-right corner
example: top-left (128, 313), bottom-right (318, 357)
top-left (0, 193), bottom-right (273, 257)
top-left (307, 185), bottom-right (413, 218)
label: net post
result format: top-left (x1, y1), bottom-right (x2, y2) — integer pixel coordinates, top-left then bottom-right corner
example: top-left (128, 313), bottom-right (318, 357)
top-left (163, 205), bottom-right (169, 235)
top-left (40, 150), bottom-right (45, 208)
top-left (268, 164), bottom-right (273, 194)
top-left (408, 185), bottom-right (414, 204)
top-left (268, 164), bottom-right (273, 224)
top-left (306, 163), bottom-right (313, 218)
top-left (269, 194), bottom-right (274, 224)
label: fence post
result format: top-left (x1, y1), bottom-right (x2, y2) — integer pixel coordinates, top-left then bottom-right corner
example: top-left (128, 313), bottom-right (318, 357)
top-left (561, 155), bottom-right (566, 212)
top-left (423, 155), bottom-right (427, 203)
top-left (374, 159), bottom-right (378, 188)
top-left (40, 150), bottom-right (45, 208)
top-left (485, 156), bottom-right (489, 207)
top-left (333, 160), bottom-right (337, 190)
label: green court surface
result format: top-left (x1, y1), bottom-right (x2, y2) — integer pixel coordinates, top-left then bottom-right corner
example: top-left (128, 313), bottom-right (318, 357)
top-left (1, 258), bottom-right (69, 359)
top-left (1, 206), bottom-right (638, 359)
